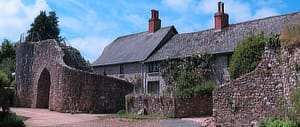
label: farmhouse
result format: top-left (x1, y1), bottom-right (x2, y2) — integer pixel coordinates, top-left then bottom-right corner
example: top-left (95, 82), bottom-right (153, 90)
top-left (92, 2), bottom-right (300, 95)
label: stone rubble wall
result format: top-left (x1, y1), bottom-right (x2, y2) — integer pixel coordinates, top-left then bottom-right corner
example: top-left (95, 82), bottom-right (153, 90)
top-left (61, 45), bottom-right (92, 72)
top-left (213, 48), bottom-right (300, 127)
top-left (15, 39), bottom-right (133, 113)
top-left (126, 95), bottom-right (212, 118)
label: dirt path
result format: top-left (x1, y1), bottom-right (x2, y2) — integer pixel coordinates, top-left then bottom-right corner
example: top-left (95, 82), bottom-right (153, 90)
top-left (11, 108), bottom-right (211, 127)
top-left (11, 108), bottom-right (103, 127)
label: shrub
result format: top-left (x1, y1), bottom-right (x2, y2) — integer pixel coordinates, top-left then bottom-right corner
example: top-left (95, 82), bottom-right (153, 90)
top-left (0, 88), bottom-right (11, 112)
top-left (0, 70), bottom-right (10, 87)
top-left (229, 33), bottom-right (266, 79)
top-left (259, 118), bottom-right (299, 127)
top-left (0, 113), bottom-right (25, 127)
top-left (117, 110), bottom-right (126, 115)
top-left (0, 70), bottom-right (11, 112)
top-left (266, 34), bottom-right (281, 49)
top-left (175, 71), bottom-right (215, 97)
top-left (160, 52), bottom-right (215, 97)
top-left (291, 81), bottom-right (300, 120)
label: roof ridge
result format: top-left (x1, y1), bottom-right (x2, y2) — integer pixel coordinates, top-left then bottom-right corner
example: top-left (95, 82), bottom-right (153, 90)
top-left (116, 26), bottom-right (175, 39)
top-left (229, 11), bottom-right (300, 27)
top-left (175, 11), bottom-right (300, 36)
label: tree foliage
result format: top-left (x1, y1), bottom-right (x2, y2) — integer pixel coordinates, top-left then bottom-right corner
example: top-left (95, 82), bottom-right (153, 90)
top-left (0, 70), bottom-right (10, 112)
top-left (26, 11), bottom-right (62, 42)
top-left (0, 39), bottom-right (15, 62)
top-left (160, 52), bottom-right (215, 96)
top-left (0, 39), bottom-right (16, 113)
top-left (174, 71), bottom-right (215, 96)
top-left (229, 33), bottom-right (266, 79)
top-left (0, 39), bottom-right (16, 81)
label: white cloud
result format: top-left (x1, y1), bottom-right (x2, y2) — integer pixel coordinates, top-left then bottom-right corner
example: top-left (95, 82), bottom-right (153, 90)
top-left (0, 0), bottom-right (49, 41)
top-left (253, 8), bottom-right (278, 19)
top-left (196, 0), bottom-right (280, 28)
top-left (196, 0), bottom-right (216, 14)
top-left (162, 0), bottom-right (194, 12)
top-left (68, 37), bottom-right (113, 62)
top-left (60, 17), bottom-right (84, 32)
top-left (197, 0), bottom-right (252, 23)
top-left (225, 1), bottom-right (252, 22)
top-left (124, 14), bottom-right (147, 29)
top-left (253, 0), bottom-right (283, 6)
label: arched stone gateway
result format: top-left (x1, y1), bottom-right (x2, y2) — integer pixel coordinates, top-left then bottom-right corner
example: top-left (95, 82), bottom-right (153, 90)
top-left (14, 39), bottom-right (133, 113)
top-left (36, 68), bottom-right (51, 108)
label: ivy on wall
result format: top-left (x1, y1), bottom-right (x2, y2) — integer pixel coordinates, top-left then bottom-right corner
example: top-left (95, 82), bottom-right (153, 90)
top-left (160, 52), bottom-right (215, 97)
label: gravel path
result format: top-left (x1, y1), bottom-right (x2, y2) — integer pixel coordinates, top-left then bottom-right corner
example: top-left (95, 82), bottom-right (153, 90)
top-left (49, 118), bottom-right (202, 127)
top-left (11, 108), bottom-right (208, 127)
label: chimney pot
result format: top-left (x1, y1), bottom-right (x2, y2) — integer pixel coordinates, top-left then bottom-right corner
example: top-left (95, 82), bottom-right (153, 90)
top-left (221, 3), bottom-right (224, 13)
top-left (218, 2), bottom-right (221, 12)
top-left (214, 1), bottom-right (229, 30)
top-left (149, 9), bottom-right (161, 33)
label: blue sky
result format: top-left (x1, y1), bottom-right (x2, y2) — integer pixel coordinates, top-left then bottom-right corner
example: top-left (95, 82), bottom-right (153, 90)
top-left (0, 0), bottom-right (299, 62)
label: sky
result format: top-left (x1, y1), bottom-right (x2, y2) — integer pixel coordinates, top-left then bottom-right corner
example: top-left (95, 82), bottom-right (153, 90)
top-left (0, 0), bottom-right (300, 62)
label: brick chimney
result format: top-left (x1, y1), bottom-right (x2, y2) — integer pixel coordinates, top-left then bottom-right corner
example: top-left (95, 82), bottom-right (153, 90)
top-left (149, 10), bottom-right (161, 33)
top-left (214, 1), bottom-right (229, 30)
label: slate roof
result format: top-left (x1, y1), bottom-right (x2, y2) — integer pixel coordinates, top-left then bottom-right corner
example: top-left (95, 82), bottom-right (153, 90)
top-left (92, 26), bottom-right (177, 66)
top-left (146, 11), bottom-right (300, 62)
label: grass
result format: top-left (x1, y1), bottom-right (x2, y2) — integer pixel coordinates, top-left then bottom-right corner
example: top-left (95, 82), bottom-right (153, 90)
top-left (0, 112), bottom-right (25, 127)
top-left (281, 23), bottom-right (300, 53)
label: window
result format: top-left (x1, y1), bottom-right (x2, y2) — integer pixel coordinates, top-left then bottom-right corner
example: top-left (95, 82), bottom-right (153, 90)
top-left (227, 55), bottom-right (232, 67)
top-left (148, 62), bottom-right (159, 73)
top-left (147, 81), bottom-right (159, 94)
top-left (103, 69), bottom-right (106, 75)
top-left (120, 64), bottom-right (124, 74)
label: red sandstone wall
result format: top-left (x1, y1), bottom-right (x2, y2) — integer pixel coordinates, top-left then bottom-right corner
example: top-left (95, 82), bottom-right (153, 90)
top-left (126, 95), bottom-right (212, 118)
top-left (213, 48), bottom-right (300, 126)
top-left (15, 40), bottom-right (133, 113)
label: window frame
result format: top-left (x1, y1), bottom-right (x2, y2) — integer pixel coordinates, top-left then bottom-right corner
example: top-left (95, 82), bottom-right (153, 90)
top-left (147, 81), bottom-right (160, 94)
top-left (120, 64), bottom-right (124, 74)
top-left (148, 62), bottom-right (159, 73)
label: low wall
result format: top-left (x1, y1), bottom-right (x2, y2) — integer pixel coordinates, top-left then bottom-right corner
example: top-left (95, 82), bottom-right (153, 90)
top-left (51, 67), bottom-right (133, 113)
top-left (126, 95), bottom-right (212, 118)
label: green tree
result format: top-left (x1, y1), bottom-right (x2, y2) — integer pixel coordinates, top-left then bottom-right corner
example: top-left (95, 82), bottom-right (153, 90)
top-left (229, 33), bottom-right (266, 79)
top-left (0, 39), bottom-right (16, 81)
top-left (0, 39), bottom-right (15, 62)
top-left (0, 70), bottom-right (11, 112)
top-left (26, 11), bottom-right (62, 42)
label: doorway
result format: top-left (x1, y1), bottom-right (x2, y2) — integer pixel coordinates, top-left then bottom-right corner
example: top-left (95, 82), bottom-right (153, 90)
top-left (36, 68), bottom-right (51, 108)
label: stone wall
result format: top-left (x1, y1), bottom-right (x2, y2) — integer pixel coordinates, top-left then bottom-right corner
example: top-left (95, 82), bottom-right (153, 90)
top-left (126, 95), bottom-right (212, 118)
top-left (61, 45), bottom-right (91, 72)
top-left (15, 40), bottom-right (133, 113)
top-left (213, 47), bottom-right (300, 126)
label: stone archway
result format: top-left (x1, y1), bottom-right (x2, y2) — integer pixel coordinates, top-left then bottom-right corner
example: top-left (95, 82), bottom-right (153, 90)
top-left (36, 68), bottom-right (51, 108)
